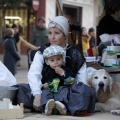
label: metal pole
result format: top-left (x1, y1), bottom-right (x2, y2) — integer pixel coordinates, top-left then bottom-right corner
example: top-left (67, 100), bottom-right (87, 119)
top-left (59, 0), bottom-right (63, 11)
top-left (56, 0), bottom-right (63, 16)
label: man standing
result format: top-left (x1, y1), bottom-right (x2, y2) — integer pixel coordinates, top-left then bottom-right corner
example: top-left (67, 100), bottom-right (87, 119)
top-left (88, 27), bottom-right (96, 48)
top-left (30, 17), bottom-right (49, 47)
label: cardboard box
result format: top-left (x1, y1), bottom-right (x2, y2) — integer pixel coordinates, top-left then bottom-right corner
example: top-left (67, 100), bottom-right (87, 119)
top-left (0, 103), bottom-right (24, 119)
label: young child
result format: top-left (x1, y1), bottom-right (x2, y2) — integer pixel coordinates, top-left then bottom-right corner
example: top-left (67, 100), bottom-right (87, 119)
top-left (42, 45), bottom-right (75, 91)
top-left (41, 45), bottom-right (75, 115)
top-left (3, 28), bottom-right (20, 75)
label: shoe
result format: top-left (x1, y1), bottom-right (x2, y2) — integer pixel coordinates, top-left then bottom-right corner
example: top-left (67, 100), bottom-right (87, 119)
top-left (45, 99), bottom-right (55, 115)
top-left (55, 101), bottom-right (66, 115)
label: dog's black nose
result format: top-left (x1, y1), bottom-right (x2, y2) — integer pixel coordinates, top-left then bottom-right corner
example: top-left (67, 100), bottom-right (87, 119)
top-left (98, 82), bottom-right (104, 88)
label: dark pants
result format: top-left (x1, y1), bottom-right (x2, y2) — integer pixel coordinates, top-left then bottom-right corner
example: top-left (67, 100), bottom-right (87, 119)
top-left (13, 84), bottom-right (69, 109)
top-left (13, 83), bottom-right (96, 115)
top-left (41, 86), bottom-right (69, 106)
top-left (13, 83), bottom-right (34, 109)
top-left (67, 82), bottom-right (96, 115)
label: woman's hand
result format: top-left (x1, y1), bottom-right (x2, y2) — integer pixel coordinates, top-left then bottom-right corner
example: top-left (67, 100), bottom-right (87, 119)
top-left (55, 67), bottom-right (64, 75)
top-left (43, 83), bottom-right (49, 89)
top-left (33, 94), bottom-right (41, 111)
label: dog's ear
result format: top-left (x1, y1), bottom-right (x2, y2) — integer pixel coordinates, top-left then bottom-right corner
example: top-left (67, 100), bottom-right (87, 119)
top-left (107, 72), bottom-right (113, 92)
top-left (87, 71), bottom-right (97, 87)
top-left (86, 67), bottom-right (97, 86)
top-left (87, 78), bottom-right (91, 86)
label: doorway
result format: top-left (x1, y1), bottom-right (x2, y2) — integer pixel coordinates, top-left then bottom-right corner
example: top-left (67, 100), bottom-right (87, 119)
top-left (63, 4), bottom-right (82, 25)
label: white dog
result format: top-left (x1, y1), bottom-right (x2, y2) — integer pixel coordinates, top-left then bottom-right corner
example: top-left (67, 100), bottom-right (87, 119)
top-left (88, 69), bottom-right (120, 115)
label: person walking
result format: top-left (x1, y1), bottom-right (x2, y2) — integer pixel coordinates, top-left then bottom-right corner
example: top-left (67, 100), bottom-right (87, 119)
top-left (81, 27), bottom-right (91, 55)
top-left (12, 24), bottom-right (39, 67)
top-left (30, 17), bottom-right (49, 47)
top-left (85, 27), bottom-right (97, 57)
top-left (88, 27), bottom-right (96, 48)
top-left (12, 24), bottom-right (39, 51)
top-left (3, 28), bottom-right (21, 75)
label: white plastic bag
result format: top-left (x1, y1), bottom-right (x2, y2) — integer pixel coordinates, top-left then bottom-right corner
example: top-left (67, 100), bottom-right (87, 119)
top-left (114, 34), bottom-right (120, 44)
top-left (0, 61), bottom-right (16, 86)
top-left (99, 33), bottom-right (114, 42)
top-left (99, 33), bottom-right (120, 44)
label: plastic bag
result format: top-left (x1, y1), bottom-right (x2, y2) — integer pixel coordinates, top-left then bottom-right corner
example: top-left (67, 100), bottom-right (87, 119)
top-left (48, 78), bottom-right (60, 92)
top-left (0, 61), bottom-right (16, 86)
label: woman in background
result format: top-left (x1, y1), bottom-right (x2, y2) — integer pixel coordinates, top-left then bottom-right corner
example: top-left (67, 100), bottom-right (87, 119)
top-left (81, 27), bottom-right (91, 56)
top-left (12, 24), bottom-right (39, 66)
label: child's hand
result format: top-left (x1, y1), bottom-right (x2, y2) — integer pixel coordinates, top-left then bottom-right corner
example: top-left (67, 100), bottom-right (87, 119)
top-left (43, 83), bottom-right (49, 89)
top-left (55, 67), bottom-right (64, 75)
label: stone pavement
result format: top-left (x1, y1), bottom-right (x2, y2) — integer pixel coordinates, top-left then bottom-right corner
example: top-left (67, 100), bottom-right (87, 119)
top-left (0, 54), bottom-right (120, 120)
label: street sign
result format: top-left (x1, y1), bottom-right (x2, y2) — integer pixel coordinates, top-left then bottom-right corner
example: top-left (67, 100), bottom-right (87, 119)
top-left (32, 0), bottom-right (40, 11)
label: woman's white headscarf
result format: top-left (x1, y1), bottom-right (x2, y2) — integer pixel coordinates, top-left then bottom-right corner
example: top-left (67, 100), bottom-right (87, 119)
top-left (48, 16), bottom-right (69, 37)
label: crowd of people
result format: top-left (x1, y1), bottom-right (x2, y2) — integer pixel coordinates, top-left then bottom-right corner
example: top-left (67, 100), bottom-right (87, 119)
top-left (3, 14), bottom-right (97, 75)
top-left (81, 27), bottom-right (96, 56)
top-left (2, 17), bottom-right (49, 75)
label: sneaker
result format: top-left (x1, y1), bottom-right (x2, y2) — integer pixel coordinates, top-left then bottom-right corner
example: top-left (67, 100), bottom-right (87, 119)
top-left (45, 99), bottom-right (55, 115)
top-left (55, 101), bottom-right (66, 115)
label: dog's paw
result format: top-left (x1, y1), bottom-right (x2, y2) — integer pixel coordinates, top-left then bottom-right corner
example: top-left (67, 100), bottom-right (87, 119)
top-left (110, 110), bottom-right (120, 115)
top-left (95, 103), bottom-right (102, 111)
top-left (95, 103), bottom-right (106, 112)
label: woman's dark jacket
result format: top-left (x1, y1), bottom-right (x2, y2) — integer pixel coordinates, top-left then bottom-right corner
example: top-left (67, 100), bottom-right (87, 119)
top-left (3, 36), bottom-right (20, 75)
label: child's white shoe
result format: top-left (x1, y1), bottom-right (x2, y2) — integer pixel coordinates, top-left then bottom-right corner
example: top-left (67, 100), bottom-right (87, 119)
top-left (55, 101), bottom-right (66, 115)
top-left (45, 99), bottom-right (55, 115)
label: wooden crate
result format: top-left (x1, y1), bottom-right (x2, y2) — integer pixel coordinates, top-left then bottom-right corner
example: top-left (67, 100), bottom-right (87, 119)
top-left (0, 103), bottom-right (24, 119)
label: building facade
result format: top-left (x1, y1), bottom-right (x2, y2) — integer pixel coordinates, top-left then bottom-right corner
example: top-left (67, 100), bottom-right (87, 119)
top-left (0, 0), bottom-right (101, 53)
top-left (45, 0), bottom-right (101, 30)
